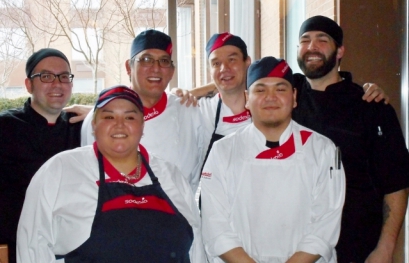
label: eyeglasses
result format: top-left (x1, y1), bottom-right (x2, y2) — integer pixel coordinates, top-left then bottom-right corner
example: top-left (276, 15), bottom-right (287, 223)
top-left (30, 73), bottom-right (74, 83)
top-left (136, 57), bottom-right (173, 68)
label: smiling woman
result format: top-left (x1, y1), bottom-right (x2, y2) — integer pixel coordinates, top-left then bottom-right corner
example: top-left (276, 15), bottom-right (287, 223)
top-left (16, 85), bottom-right (205, 263)
top-left (92, 87), bottom-right (144, 168)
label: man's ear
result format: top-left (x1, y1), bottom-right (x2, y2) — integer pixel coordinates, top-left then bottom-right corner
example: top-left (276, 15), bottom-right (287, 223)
top-left (125, 59), bottom-right (131, 76)
top-left (244, 90), bottom-right (250, 110)
top-left (245, 56), bottom-right (252, 68)
top-left (337, 46), bottom-right (345, 60)
top-left (292, 88), bottom-right (297, 109)
top-left (169, 64), bottom-right (176, 79)
top-left (25, 78), bottom-right (33, 94)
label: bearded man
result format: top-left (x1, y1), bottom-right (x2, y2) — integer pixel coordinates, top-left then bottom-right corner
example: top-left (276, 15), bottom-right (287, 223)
top-left (292, 15), bottom-right (409, 263)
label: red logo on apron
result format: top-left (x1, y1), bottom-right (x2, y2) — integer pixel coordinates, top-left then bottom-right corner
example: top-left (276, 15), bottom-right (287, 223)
top-left (102, 194), bottom-right (176, 214)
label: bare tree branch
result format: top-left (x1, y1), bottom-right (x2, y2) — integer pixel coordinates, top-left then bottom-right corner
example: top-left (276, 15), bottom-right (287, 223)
top-left (0, 0), bottom-right (185, 95)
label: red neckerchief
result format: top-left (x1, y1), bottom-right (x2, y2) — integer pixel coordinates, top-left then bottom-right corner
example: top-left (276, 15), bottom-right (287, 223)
top-left (143, 92), bottom-right (167, 121)
top-left (93, 142), bottom-right (149, 185)
top-left (256, 130), bottom-right (312, 159)
top-left (219, 94), bottom-right (251, 123)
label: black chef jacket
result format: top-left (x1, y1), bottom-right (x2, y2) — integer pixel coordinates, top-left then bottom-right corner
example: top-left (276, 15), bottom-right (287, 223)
top-left (292, 72), bottom-right (409, 262)
top-left (0, 98), bottom-right (82, 263)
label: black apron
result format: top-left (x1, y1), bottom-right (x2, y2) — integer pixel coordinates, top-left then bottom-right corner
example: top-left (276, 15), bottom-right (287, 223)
top-left (56, 150), bottom-right (193, 263)
top-left (201, 98), bottom-right (224, 173)
top-left (199, 98), bottom-right (224, 208)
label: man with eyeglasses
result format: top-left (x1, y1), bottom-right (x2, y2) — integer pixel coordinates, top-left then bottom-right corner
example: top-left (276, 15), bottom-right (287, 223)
top-left (81, 30), bottom-right (208, 199)
top-left (0, 48), bottom-right (82, 263)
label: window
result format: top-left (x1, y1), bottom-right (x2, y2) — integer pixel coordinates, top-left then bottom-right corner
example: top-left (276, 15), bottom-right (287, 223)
top-left (202, 0), bottom-right (218, 85)
top-left (72, 78), bottom-right (104, 93)
top-left (0, 0), bottom-right (24, 8)
top-left (135, 27), bottom-right (165, 36)
top-left (402, 0), bottom-right (409, 146)
top-left (285, 0), bottom-right (305, 73)
top-left (71, 0), bottom-right (100, 9)
top-left (4, 86), bottom-right (26, 98)
top-left (0, 27), bottom-right (25, 60)
top-left (176, 5), bottom-right (193, 89)
top-left (135, 0), bottom-right (166, 9)
top-left (230, 0), bottom-right (256, 60)
top-left (209, 0), bottom-right (218, 34)
top-left (71, 28), bottom-right (103, 61)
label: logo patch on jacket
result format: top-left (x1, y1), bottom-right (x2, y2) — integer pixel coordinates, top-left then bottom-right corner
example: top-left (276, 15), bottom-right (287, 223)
top-left (201, 172), bottom-right (212, 179)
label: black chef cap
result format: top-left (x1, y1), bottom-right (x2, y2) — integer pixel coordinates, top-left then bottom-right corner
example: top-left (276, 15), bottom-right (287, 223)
top-left (130, 29), bottom-right (172, 59)
top-left (247, 56), bottom-right (293, 89)
top-left (206, 32), bottom-right (248, 59)
top-left (26, 48), bottom-right (70, 77)
top-left (299, 15), bottom-right (343, 46)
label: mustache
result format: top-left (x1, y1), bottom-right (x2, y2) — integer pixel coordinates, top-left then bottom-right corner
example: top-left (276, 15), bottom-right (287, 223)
top-left (302, 51), bottom-right (325, 59)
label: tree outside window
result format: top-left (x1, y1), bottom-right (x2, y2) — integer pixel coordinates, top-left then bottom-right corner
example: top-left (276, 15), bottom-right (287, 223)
top-left (71, 27), bottom-right (103, 61)
top-left (0, 27), bottom-right (25, 98)
top-left (71, 0), bottom-right (101, 9)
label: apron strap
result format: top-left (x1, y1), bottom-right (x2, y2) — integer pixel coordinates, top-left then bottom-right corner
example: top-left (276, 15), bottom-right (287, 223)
top-left (96, 150), bottom-right (106, 212)
top-left (200, 97), bottom-right (222, 175)
top-left (213, 97), bottom-right (222, 132)
top-left (140, 153), bottom-right (159, 184)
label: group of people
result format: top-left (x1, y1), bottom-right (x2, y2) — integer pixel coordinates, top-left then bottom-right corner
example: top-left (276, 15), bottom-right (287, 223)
top-left (0, 14), bottom-right (408, 263)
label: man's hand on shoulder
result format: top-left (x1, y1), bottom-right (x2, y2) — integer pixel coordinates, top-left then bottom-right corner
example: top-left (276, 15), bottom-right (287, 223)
top-left (365, 245), bottom-right (393, 263)
top-left (362, 83), bottom-right (390, 104)
top-left (170, 88), bottom-right (198, 107)
top-left (63, 104), bottom-right (93, 123)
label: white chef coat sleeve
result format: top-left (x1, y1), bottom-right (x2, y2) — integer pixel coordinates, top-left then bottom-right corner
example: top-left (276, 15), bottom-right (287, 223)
top-left (81, 109), bottom-right (94, 146)
top-left (187, 105), bottom-right (209, 193)
top-left (172, 168), bottom-right (206, 263)
top-left (201, 141), bottom-right (242, 259)
top-left (17, 157), bottom-right (63, 263)
top-left (197, 97), bottom-right (214, 151)
top-left (296, 140), bottom-right (346, 262)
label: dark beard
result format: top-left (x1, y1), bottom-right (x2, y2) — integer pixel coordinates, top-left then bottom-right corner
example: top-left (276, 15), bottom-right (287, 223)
top-left (297, 50), bottom-right (337, 79)
top-left (260, 119), bottom-right (285, 129)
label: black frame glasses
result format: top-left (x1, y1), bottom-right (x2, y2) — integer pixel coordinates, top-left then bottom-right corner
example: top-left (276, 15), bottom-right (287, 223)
top-left (136, 57), bottom-right (173, 68)
top-left (30, 73), bottom-right (74, 83)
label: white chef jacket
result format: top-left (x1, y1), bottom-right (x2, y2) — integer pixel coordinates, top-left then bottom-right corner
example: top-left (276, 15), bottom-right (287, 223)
top-left (17, 145), bottom-right (206, 263)
top-left (81, 92), bottom-right (208, 193)
top-left (198, 95), bottom-right (252, 137)
top-left (201, 120), bottom-right (346, 263)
